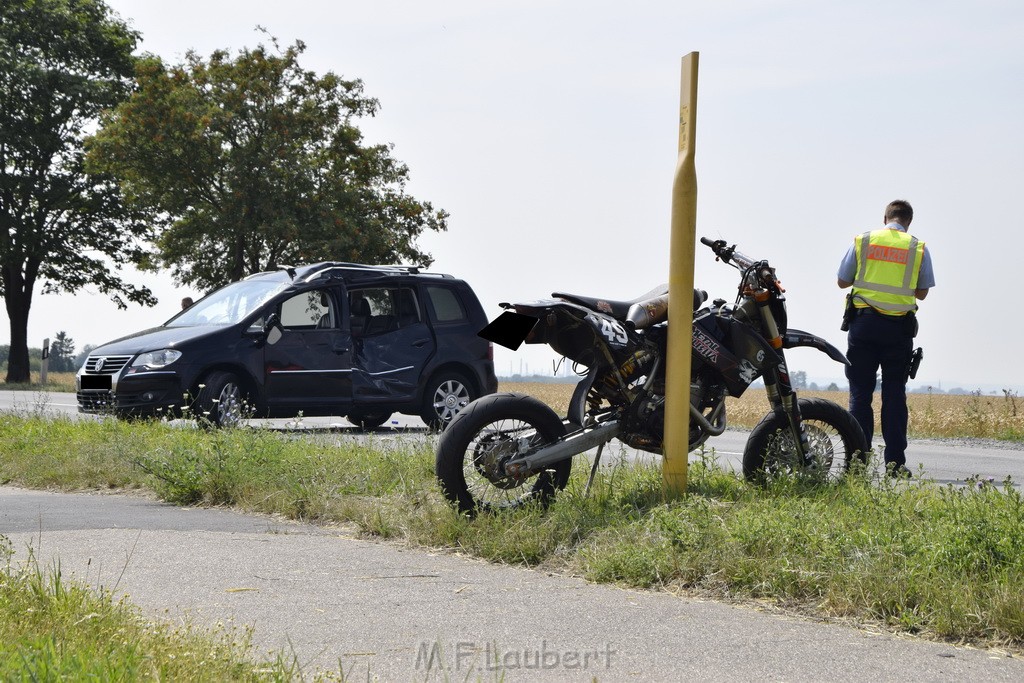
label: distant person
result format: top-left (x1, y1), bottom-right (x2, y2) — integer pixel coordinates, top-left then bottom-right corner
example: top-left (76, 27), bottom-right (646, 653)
top-left (181, 296), bottom-right (194, 310)
top-left (837, 199), bottom-right (935, 478)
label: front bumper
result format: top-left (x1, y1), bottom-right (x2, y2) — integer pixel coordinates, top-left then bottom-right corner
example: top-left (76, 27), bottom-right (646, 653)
top-left (77, 370), bottom-right (187, 418)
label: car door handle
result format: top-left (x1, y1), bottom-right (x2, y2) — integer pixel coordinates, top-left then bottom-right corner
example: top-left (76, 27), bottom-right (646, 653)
top-left (413, 338), bottom-right (431, 348)
top-left (333, 345), bottom-right (350, 354)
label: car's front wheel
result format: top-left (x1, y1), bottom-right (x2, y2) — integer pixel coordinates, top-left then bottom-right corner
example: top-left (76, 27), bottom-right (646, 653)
top-left (420, 370), bottom-right (475, 430)
top-left (194, 371), bottom-right (247, 428)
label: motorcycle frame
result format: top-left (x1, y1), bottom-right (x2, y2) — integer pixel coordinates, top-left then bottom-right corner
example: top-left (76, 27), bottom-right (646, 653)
top-left (484, 245), bottom-right (851, 479)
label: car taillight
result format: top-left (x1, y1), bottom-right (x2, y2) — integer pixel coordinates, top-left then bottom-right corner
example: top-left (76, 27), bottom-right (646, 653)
top-left (488, 341), bottom-right (494, 360)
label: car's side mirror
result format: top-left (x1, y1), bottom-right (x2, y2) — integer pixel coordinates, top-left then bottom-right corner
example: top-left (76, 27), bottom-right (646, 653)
top-left (264, 313), bottom-right (283, 346)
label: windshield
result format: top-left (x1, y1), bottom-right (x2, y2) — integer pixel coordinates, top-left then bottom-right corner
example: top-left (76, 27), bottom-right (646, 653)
top-left (167, 278), bottom-right (287, 327)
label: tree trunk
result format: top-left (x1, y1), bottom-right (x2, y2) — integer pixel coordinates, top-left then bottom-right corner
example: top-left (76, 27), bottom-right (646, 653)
top-left (3, 260), bottom-right (37, 384)
top-left (5, 292), bottom-right (32, 384)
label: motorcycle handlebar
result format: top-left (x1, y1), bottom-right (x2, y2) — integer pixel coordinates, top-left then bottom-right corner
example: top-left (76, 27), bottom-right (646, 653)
top-left (700, 237), bottom-right (758, 270)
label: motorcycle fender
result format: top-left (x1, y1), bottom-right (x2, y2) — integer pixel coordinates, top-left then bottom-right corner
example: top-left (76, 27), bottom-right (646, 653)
top-left (567, 366), bottom-right (600, 427)
top-left (782, 328), bottom-right (850, 366)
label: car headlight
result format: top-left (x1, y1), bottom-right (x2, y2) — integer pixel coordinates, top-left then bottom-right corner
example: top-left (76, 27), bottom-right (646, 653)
top-left (132, 349), bottom-right (182, 369)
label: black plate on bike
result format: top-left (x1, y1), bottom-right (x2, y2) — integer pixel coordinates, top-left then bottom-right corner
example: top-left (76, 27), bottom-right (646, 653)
top-left (479, 311), bottom-right (539, 351)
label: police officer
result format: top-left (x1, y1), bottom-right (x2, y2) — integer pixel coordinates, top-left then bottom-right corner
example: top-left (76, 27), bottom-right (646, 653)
top-left (837, 199), bottom-right (935, 477)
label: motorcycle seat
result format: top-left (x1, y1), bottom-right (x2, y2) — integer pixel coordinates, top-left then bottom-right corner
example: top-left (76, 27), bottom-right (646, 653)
top-left (552, 284), bottom-right (670, 322)
top-left (553, 285), bottom-right (710, 323)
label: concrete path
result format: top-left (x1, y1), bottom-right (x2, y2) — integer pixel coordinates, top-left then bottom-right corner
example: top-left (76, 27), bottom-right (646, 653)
top-left (2, 486), bottom-right (1022, 682)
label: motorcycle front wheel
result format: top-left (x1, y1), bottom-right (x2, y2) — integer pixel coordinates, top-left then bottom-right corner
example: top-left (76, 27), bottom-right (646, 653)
top-left (742, 397), bottom-right (868, 483)
top-left (435, 392), bottom-right (571, 515)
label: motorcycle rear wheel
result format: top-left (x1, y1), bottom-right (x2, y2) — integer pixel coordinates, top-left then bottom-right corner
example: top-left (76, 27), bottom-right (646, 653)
top-left (435, 392), bottom-right (571, 515)
top-left (742, 397), bottom-right (868, 483)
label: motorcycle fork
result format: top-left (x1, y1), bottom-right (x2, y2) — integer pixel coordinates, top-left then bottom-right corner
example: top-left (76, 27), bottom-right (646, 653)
top-left (749, 289), bottom-right (814, 464)
top-left (763, 352), bottom-right (812, 464)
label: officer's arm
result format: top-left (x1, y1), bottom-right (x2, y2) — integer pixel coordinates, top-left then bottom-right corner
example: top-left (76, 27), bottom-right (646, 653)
top-left (838, 278), bottom-right (853, 289)
top-left (915, 288), bottom-right (929, 300)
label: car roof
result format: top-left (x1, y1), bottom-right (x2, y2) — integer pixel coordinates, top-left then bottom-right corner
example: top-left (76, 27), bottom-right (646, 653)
top-left (244, 262), bottom-right (460, 288)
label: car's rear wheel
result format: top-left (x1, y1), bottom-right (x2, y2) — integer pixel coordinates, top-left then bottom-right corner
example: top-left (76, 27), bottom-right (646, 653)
top-left (420, 370), bottom-right (475, 430)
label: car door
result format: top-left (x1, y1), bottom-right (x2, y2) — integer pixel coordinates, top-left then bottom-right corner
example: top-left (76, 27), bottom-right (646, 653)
top-left (263, 286), bottom-right (353, 411)
top-left (349, 285), bottom-right (435, 402)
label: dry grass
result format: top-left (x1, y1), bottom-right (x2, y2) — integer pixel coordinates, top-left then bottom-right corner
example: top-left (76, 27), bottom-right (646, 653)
top-left (500, 382), bottom-right (1024, 441)
top-left (1, 371), bottom-right (76, 393)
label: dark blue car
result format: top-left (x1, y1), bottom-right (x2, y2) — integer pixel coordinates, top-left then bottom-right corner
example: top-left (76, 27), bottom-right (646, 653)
top-left (76, 263), bottom-right (497, 429)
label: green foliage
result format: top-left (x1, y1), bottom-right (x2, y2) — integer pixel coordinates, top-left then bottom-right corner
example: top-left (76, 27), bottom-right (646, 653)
top-left (1, 341), bottom-right (79, 374)
top-left (0, 0), bottom-right (157, 383)
top-left (87, 33), bottom-right (448, 291)
top-left (131, 426), bottom-right (284, 505)
top-left (47, 331), bottom-right (76, 372)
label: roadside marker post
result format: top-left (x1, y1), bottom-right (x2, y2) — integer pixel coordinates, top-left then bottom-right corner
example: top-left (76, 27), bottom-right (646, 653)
top-left (663, 52), bottom-right (699, 498)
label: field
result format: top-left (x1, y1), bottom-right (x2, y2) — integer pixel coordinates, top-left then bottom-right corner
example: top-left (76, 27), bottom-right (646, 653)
top-left (0, 371), bottom-right (77, 393)
top-left (500, 381), bottom-right (1024, 441)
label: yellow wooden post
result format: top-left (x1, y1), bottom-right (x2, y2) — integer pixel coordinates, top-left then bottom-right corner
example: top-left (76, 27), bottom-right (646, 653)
top-left (663, 53), bottom-right (699, 498)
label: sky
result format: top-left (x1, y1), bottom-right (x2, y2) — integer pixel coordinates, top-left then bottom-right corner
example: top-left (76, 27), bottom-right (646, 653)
top-left (8, 0), bottom-right (1024, 392)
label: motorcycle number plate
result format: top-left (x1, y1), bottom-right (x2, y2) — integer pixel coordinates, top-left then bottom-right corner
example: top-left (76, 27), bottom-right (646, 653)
top-left (479, 311), bottom-right (539, 351)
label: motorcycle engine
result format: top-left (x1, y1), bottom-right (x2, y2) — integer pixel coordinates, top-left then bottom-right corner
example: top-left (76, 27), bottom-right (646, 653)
top-left (637, 395), bottom-right (665, 438)
top-left (621, 394), bottom-right (666, 452)
top-left (620, 378), bottom-right (721, 453)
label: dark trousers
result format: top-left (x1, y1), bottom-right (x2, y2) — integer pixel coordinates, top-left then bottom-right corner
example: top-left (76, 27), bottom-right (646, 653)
top-left (845, 311), bottom-right (914, 467)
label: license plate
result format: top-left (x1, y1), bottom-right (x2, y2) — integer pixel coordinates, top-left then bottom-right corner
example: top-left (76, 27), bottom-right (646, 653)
top-left (81, 375), bottom-right (112, 390)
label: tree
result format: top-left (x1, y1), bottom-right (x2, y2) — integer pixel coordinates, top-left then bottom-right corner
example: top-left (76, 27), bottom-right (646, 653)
top-left (48, 330), bottom-right (76, 372)
top-left (74, 343), bottom-right (96, 370)
top-left (0, 0), bottom-right (156, 383)
top-left (86, 35), bottom-right (448, 293)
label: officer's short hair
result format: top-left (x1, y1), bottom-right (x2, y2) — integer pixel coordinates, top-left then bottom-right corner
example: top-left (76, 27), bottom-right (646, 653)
top-left (884, 199), bottom-right (913, 225)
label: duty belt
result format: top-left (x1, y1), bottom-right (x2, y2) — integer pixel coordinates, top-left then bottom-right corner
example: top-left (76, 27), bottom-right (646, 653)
top-left (854, 307), bottom-right (905, 318)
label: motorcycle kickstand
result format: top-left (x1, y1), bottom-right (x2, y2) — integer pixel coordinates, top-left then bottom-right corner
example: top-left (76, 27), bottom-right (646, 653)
top-left (584, 442), bottom-right (606, 498)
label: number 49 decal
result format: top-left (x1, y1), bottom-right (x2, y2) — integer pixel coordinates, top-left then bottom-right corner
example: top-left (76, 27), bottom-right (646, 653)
top-left (596, 316), bottom-right (628, 345)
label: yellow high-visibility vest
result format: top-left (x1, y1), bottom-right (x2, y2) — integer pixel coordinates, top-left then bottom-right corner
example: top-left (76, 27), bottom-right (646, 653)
top-left (851, 228), bottom-right (925, 316)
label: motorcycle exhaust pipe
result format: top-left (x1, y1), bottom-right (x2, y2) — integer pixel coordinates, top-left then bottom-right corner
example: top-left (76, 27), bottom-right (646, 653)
top-left (691, 401), bottom-right (727, 436)
top-left (504, 420), bottom-right (622, 477)
top-left (625, 288), bottom-right (708, 330)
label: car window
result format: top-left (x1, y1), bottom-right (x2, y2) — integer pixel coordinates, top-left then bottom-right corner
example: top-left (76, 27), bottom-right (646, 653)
top-left (280, 289), bottom-right (335, 329)
top-left (425, 285), bottom-right (467, 323)
top-left (349, 287), bottom-right (420, 336)
top-left (167, 279), bottom-right (286, 327)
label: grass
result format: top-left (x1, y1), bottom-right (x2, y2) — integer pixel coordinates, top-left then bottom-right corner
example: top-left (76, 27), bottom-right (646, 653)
top-left (0, 371), bottom-right (76, 393)
top-left (2, 413), bottom-right (1024, 662)
top-left (0, 540), bottom-right (347, 681)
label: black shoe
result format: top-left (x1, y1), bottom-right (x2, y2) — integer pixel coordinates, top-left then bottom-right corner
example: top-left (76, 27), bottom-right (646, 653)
top-left (887, 463), bottom-right (912, 479)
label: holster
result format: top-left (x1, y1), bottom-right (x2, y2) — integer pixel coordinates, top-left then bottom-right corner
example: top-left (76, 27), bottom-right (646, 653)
top-left (908, 347), bottom-right (923, 380)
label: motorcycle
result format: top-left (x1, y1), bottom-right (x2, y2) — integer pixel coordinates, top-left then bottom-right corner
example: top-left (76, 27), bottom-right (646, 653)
top-left (435, 237), bottom-right (868, 514)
